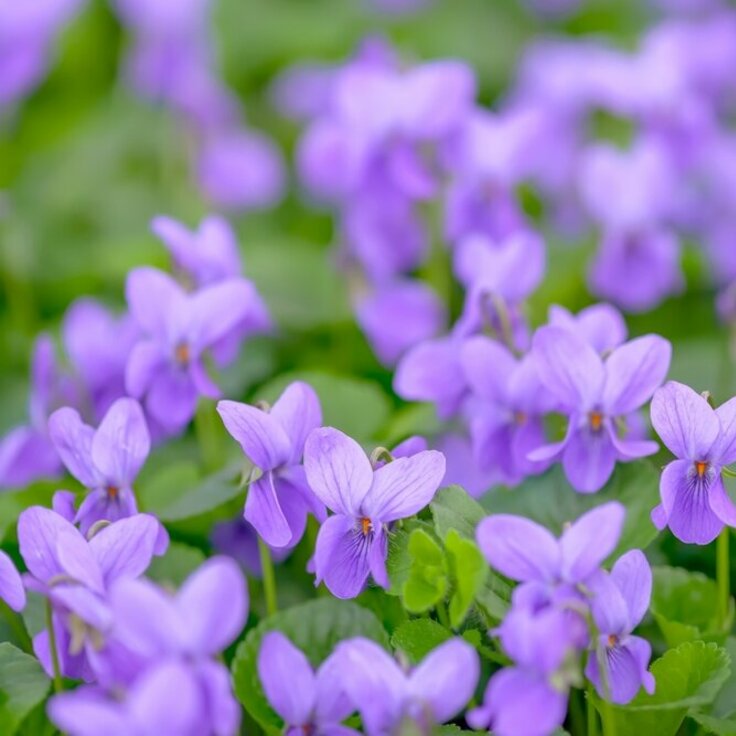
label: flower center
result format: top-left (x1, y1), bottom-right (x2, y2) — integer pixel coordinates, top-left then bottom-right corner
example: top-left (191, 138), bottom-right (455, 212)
top-left (174, 342), bottom-right (190, 366)
top-left (695, 461), bottom-right (709, 478)
top-left (589, 411), bottom-right (604, 432)
top-left (360, 517), bottom-right (373, 536)
top-left (607, 634), bottom-right (618, 648)
top-left (514, 411), bottom-right (527, 425)
top-left (106, 485), bottom-right (119, 499)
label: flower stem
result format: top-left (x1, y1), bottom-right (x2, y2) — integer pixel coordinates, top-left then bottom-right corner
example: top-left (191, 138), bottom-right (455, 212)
top-left (45, 600), bottom-right (63, 693)
top-left (586, 689), bottom-right (599, 736)
top-left (258, 537), bottom-right (278, 617)
top-left (718, 527), bottom-right (731, 630)
top-left (436, 600), bottom-right (451, 629)
top-left (195, 399), bottom-right (223, 474)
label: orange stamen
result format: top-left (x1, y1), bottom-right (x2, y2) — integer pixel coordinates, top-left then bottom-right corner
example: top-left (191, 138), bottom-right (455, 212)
top-left (360, 517), bottom-right (372, 536)
top-left (607, 634), bottom-right (618, 648)
top-left (695, 461), bottom-right (708, 477)
top-left (514, 411), bottom-right (527, 425)
top-left (589, 412), bottom-right (603, 431)
top-left (174, 342), bottom-right (190, 366)
top-left (106, 485), bottom-right (119, 499)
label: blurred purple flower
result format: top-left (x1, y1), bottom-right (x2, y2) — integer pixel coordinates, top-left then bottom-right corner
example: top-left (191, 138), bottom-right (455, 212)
top-left (48, 398), bottom-right (149, 534)
top-left (462, 336), bottom-right (556, 485)
top-left (304, 427), bottom-right (445, 598)
top-left (195, 129), bottom-right (286, 211)
top-left (210, 518), bottom-right (291, 578)
top-left (585, 550), bottom-right (655, 704)
top-left (530, 327), bottom-right (671, 492)
top-left (650, 381), bottom-right (736, 544)
top-left (354, 279), bottom-right (445, 366)
top-left (0, 335), bottom-right (74, 489)
top-left (547, 303), bottom-right (628, 354)
top-left (336, 637), bottom-right (478, 735)
top-left (258, 632), bottom-right (358, 735)
top-left (125, 267), bottom-right (261, 434)
top-left (217, 382), bottom-right (325, 548)
top-left (0, 551), bottom-right (25, 612)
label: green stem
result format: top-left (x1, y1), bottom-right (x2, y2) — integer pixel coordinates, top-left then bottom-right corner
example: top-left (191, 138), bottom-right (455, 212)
top-left (436, 600), bottom-right (451, 629)
top-left (601, 697), bottom-right (617, 736)
top-left (195, 399), bottom-right (222, 473)
top-left (718, 527), bottom-right (731, 630)
top-left (587, 689), bottom-right (599, 736)
top-left (258, 537), bottom-right (278, 617)
top-left (45, 600), bottom-right (63, 693)
top-left (0, 601), bottom-right (32, 652)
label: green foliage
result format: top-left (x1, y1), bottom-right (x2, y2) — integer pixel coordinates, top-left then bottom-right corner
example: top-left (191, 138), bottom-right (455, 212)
top-left (481, 461), bottom-right (661, 558)
top-left (652, 567), bottom-right (734, 647)
top-left (593, 641), bottom-right (731, 736)
top-left (391, 619), bottom-right (451, 663)
top-left (445, 529), bottom-right (488, 628)
top-left (147, 542), bottom-right (207, 588)
top-left (402, 528), bottom-right (448, 613)
top-left (0, 643), bottom-right (50, 735)
top-left (431, 485), bottom-right (486, 541)
top-left (231, 598), bottom-right (389, 733)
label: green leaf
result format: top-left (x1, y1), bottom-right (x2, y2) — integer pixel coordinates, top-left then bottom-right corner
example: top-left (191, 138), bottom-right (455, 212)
top-left (445, 530), bottom-right (488, 628)
top-left (0, 642), bottom-right (50, 735)
top-left (593, 641), bottom-right (731, 736)
top-left (481, 461), bottom-right (661, 557)
top-left (146, 542), bottom-right (206, 587)
top-left (256, 371), bottom-right (391, 442)
top-left (651, 567), bottom-right (733, 647)
top-left (231, 598), bottom-right (389, 733)
top-left (387, 520), bottom-right (435, 595)
top-left (147, 461), bottom-right (246, 522)
top-left (431, 485), bottom-right (486, 540)
top-left (403, 529), bottom-right (448, 613)
top-left (391, 619), bottom-right (451, 663)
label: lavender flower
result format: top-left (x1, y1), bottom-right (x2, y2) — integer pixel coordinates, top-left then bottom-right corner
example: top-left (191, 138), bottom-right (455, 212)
top-left (530, 326), bottom-right (671, 492)
top-left (586, 550), bottom-right (655, 704)
top-left (461, 336), bottom-right (556, 485)
top-left (336, 637), bottom-right (479, 735)
top-left (125, 267), bottom-right (261, 434)
top-left (304, 427), bottom-right (445, 598)
top-left (0, 336), bottom-right (71, 489)
top-left (650, 381), bottom-right (736, 544)
top-left (0, 551), bottom-right (26, 613)
top-left (17, 507), bottom-right (165, 681)
top-left (217, 382), bottom-right (326, 548)
top-left (48, 398), bottom-right (150, 534)
top-left (547, 303), bottom-right (627, 355)
top-left (258, 632), bottom-right (357, 735)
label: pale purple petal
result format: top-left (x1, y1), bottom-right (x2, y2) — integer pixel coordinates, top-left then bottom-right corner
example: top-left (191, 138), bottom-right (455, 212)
top-left (55, 528), bottom-right (105, 593)
top-left (314, 652), bottom-right (355, 725)
top-left (561, 424), bottom-right (617, 493)
top-left (145, 368), bottom-right (198, 433)
top-left (468, 668), bottom-right (567, 736)
top-left (586, 638), bottom-right (647, 705)
top-left (314, 515), bottom-right (372, 599)
top-left (88, 514), bottom-right (162, 585)
top-left (461, 336), bottom-right (517, 404)
top-left (532, 326), bottom-right (604, 412)
top-left (368, 526), bottom-right (389, 589)
top-left (714, 396), bottom-right (736, 465)
top-left (48, 691), bottom-right (127, 736)
top-left (258, 632), bottom-right (316, 725)
top-left (176, 556), bottom-right (247, 655)
top-left (245, 473), bottom-right (293, 547)
top-left (50, 585), bottom-right (111, 630)
top-left (217, 400), bottom-right (291, 472)
top-left (0, 550), bottom-right (25, 612)
top-left (304, 428), bottom-right (373, 516)
top-left (0, 426), bottom-right (61, 489)
top-left (47, 408), bottom-right (100, 488)
top-left (611, 550), bottom-right (652, 629)
top-left (560, 502), bottom-right (625, 582)
top-left (588, 571), bottom-right (630, 636)
top-left (660, 459), bottom-right (723, 544)
top-left (602, 335), bottom-right (671, 416)
top-left (270, 382), bottom-right (323, 463)
top-left (91, 398), bottom-right (150, 487)
top-left (609, 432), bottom-right (659, 459)
top-left (18, 506), bottom-right (79, 583)
top-left (125, 267), bottom-right (184, 338)
top-left (125, 340), bottom-right (166, 399)
top-left (708, 476), bottom-right (736, 527)
top-left (476, 515), bottom-right (561, 583)
top-left (362, 450), bottom-right (445, 522)
top-left (408, 638), bottom-right (479, 723)
top-left (650, 381), bottom-right (719, 460)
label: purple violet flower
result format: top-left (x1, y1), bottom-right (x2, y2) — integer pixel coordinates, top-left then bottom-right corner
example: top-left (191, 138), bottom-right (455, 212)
top-left (530, 326), bottom-right (671, 492)
top-left (210, 518), bottom-right (291, 578)
top-left (585, 550), bottom-right (655, 704)
top-left (48, 398), bottom-right (150, 534)
top-left (0, 551), bottom-right (26, 613)
top-left (304, 427), bottom-right (445, 599)
top-left (461, 336), bottom-right (556, 485)
top-left (125, 267), bottom-right (261, 435)
top-left (547, 303), bottom-right (628, 355)
top-left (650, 381), bottom-right (736, 544)
top-left (17, 507), bottom-right (166, 681)
top-left (258, 632), bottom-right (358, 736)
top-left (335, 637), bottom-right (479, 735)
top-left (217, 382), bottom-right (325, 548)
